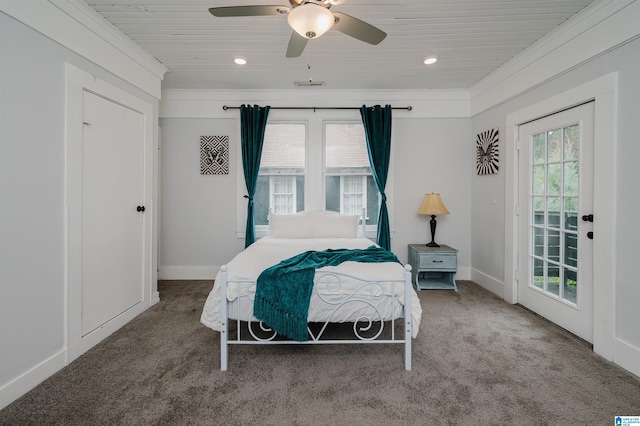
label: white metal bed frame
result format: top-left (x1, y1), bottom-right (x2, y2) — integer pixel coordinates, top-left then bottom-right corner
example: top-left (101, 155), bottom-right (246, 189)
top-left (218, 263), bottom-right (414, 371)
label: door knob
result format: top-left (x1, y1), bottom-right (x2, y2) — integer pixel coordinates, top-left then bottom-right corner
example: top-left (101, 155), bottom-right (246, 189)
top-left (137, 206), bottom-right (145, 212)
top-left (587, 231), bottom-right (593, 239)
top-left (582, 214), bottom-right (593, 222)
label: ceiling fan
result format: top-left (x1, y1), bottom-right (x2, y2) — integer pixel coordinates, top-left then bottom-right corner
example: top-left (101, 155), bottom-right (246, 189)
top-left (208, 0), bottom-right (387, 58)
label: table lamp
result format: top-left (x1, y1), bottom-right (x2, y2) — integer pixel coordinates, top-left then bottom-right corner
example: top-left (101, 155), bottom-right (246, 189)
top-left (417, 193), bottom-right (449, 247)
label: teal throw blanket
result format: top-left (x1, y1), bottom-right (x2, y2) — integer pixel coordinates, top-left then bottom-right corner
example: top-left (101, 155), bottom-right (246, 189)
top-left (253, 246), bottom-right (401, 342)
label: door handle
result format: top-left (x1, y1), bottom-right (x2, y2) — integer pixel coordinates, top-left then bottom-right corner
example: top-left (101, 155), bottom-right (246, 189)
top-left (582, 214), bottom-right (593, 222)
top-left (137, 205), bottom-right (145, 212)
top-left (587, 231), bottom-right (593, 239)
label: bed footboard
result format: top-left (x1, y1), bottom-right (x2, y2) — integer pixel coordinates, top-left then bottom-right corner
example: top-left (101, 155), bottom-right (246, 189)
top-left (219, 264), bottom-right (413, 371)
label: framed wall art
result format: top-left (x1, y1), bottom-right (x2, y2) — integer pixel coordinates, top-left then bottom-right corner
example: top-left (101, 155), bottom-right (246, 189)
top-left (476, 128), bottom-right (499, 175)
top-left (200, 135), bottom-right (229, 175)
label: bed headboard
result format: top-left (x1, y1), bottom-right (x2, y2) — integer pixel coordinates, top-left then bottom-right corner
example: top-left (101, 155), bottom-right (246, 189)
top-left (269, 210), bottom-right (365, 238)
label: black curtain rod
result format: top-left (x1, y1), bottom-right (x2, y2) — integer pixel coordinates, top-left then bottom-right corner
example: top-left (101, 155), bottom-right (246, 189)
top-left (222, 105), bottom-right (412, 111)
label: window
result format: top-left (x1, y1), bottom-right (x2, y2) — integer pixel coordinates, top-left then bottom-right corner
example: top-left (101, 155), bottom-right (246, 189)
top-left (253, 123), bottom-right (306, 226)
top-left (324, 123), bottom-right (378, 226)
top-left (270, 175), bottom-right (297, 214)
top-left (241, 117), bottom-right (387, 239)
top-left (341, 175), bottom-right (366, 215)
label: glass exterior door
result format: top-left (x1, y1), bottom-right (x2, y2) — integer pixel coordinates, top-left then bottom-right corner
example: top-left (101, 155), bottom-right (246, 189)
top-left (530, 124), bottom-right (579, 303)
top-left (518, 102), bottom-right (594, 342)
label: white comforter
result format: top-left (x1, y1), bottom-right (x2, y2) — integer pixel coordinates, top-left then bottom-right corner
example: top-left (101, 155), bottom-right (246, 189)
top-left (200, 237), bottom-right (422, 338)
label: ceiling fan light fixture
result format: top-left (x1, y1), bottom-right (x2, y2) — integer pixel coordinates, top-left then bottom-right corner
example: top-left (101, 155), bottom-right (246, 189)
top-left (287, 4), bottom-right (334, 39)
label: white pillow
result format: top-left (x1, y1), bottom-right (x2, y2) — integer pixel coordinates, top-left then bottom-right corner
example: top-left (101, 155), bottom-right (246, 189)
top-left (269, 211), bottom-right (360, 238)
top-left (313, 214), bottom-right (359, 238)
top-left (269, 214), bottom-right (315, 238)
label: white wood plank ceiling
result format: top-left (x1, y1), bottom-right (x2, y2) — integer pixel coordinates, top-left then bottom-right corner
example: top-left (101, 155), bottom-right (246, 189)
top-left (86, 0), bottom-right (596, 90)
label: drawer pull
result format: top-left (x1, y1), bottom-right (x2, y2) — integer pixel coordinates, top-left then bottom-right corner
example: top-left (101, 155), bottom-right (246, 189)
top-left (432, 260), bottom-right (443, 263)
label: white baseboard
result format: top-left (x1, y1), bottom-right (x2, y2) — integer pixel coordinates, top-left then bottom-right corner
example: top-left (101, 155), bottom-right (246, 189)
top-left (469, 269), bottom-right (640, 379)
top-left (0, 349), bottom-right (66, 411)
top-left (612, 338), bottom-right (640, 378)
top-left (2, 298), bottom-right (157, 410)
top-left (158, 265), bottom-right (219, 280)
top-left (151, 290), bottom-right (160, 306)
top-left (470, 268), bottom-right (505, 299)
top-left (67, 301), bottom-right (150, 364)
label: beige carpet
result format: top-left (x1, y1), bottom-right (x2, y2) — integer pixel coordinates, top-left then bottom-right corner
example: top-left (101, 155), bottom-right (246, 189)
top-left (1, 280), bottom-right (639, 425)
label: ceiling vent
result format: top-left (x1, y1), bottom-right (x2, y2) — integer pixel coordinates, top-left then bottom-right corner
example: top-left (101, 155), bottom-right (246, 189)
top-left (294, 81), bottom-right (325, 87)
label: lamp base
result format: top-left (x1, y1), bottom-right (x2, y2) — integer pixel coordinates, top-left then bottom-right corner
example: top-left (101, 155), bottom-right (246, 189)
top-left (426, 215), bottom-right (440, 247)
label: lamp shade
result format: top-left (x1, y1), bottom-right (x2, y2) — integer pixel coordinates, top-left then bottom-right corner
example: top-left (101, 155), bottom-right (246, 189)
top-left (417, 193), bottom-right (450, 215)
top-left (287, 4), bottom-right (335, 39)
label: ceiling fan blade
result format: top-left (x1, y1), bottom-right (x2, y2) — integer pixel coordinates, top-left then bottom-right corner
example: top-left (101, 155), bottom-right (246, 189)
top-left (208, 6), bottom-right (289, 17)
top-left (286, 31), bottom-right (308, 57)
top-left (332, 12), bottom-right (386, 45)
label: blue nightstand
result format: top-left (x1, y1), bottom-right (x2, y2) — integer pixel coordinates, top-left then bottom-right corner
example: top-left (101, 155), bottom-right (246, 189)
top-left (408, 244), bottom-right (458, 291)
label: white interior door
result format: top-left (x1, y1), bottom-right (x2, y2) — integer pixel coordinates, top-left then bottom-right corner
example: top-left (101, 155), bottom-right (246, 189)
top-left (81, 90), bottom-right (145, 336)
top-left (517, 102), bottom-right (594, 342)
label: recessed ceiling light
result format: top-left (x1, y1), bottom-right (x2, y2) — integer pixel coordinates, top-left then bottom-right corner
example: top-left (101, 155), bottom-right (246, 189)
top-left (234, 57), bottom-right (247, 65)
top-left (423, 56), bottom-right (438, 65)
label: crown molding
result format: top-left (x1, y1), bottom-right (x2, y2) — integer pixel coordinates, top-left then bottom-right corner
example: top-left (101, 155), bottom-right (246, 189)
top-left (159, 88), bottom-right (471, 119)
top-left (161, 88), bottom-right (470, 102)
top-left (1, 0), bottom-right (168, 99)
top-left (470, 0), bottom-right (640, 115)
top-left (51, 0), bottom-right (169, 76)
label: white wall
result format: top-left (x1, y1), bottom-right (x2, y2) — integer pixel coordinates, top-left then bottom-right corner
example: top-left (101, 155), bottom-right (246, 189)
top-left (159, 118), bottom-right (244, 279)
top-left (158, 92), bottom-right (473, 277)
top-left (392, 118), bottom-right (472, 271)
top-left (0, 10), bottom-right (162, 410)
top-left (469, 110), bottom-right (507, 293)
top-left (470, 31), bottom-right (640, 375)
top-left (0, 12), bottom-right (67, 391)
top-left (608, 39), bottom-right (640, 350)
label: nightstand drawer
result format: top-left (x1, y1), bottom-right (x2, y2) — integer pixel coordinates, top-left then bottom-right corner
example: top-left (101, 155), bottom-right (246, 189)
top-left (408, 244), bottom-right (458, 291)
top-left (419, 254), bottom-right (456, 270)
